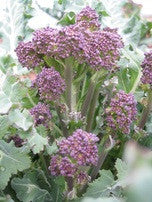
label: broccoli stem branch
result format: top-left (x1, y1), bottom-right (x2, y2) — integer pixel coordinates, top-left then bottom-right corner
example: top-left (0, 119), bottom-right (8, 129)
top-left (65, 57), bottom-right (73, 112)
top-left (138, 90), bottom-right (152, 129)
top-left (86, 87), bottom-right (100, 132)
top-left (81, 80), bottom-right (95, 118)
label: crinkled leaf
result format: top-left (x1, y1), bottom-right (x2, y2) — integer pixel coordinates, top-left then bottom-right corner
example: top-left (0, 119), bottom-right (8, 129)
top-left (115, 158), bottom-right (128, 181)
top-left (46, 142), bottom-right (58, 155)
top-left (9, 109), bottom-right (33, 131)
top-left (58, 11), bottom-right (75, 26)
top-left (0, 70), bottom-right (27, 114)
top-left (24, 169), bottom-right (52, 193)
top-left (118, 47), bottom-right (143, 93)
top-left (0, 115), bottom-right (10, 139)
top-left (84, 170), bottom-right (114, 198)
top-left (35, 125), bottom-right (48, 138)
top-left (0, 194), bottom-right (14, 202)
top-left (0, 0), bottom-right (24, 56)
top-left (27, 1), bottom-right (58, 30)
top-left (0, 140), bottom-right (31, 190)
top-left (0, 93), bottom-right (12, 114)
top-left (27, 128), bottom-right (48, 154)
top-left (81, 197), bottom-right (122, 202)
top-left (11, 177), bottom-right (52, 202)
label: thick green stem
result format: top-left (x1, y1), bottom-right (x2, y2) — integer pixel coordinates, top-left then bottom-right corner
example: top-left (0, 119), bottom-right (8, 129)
top-left (26, 92), bottom-right (36, 107)
top-left (81, 70), bottom-right (107, 118)
top-left (85, 71), bottom-right (107, 132)
top-left (55, 105), bottom-right (69, 137)
top-left (90, 134), bottom-right (110, 181)
top-left (138, 90), bottom-right (152, 129)
top-left (39, 153), bottom-right (49, 178)
top-left (90, 146), bottom-right (108, 180)
top-left (65, 58), bottom-right (73, 112)
top-left (86, 87), bottom-right (100, 132)
top-left (52, 123), bottom-right (63, 136)
top-left (81, 80), bottom-right (95, 117)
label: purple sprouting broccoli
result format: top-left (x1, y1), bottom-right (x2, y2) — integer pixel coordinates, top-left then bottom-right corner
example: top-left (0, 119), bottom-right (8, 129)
top-left (49, 129), bottom-right (99, 182)
top-left (8, 135), bottom-right (24, 147)
top-left (15, 41), bottom-right (42, 69)
top-left (141, 51), bottom-right (152, 85)
top-left (34, 67), bottom-right (66, 101)
top-left (30, 102), bottom-right (52, 127)
top-left (76, 6), bottom-right (100, 31)
top-left (32, 27), bottom-right (58, 56)
top-left (106, 90), bottom-right (137, 134)
top-left (49, 155), bottom-right (77, 177)
top-left (58, 129), bottom-right (99, 166)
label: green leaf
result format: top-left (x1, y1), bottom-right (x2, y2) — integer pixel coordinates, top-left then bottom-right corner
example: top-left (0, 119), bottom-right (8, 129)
top-left (115, 158), bottom-right (128, 181)
top-left (0, 194), bottom-right (14, 202)
top-left (0, 115), bottom-right (10, 139)
top-left (27, 1), bottom-right (58, 30)
top-left (46, 142), bottom-right (58, 155)
top-left (0, 70), bottom-right (27, 114)
top-left (145, 114), bottom-right (152, 134)
top-left (58, 12), bottom-right (75, 26)
top-left (0, 55), bottom-right (15, 73)
top-left (27, 128), bottom-right (48, 154)
top-left (118, 47), bottom-right (143, 93)
top-left (118, 66), bottom-right (139, 93)
top-left (35, 125), bottom-right (48, 138)
top-left (81, 197), bottom-right (122, 202)
top-left (0, 93), bottom-right (12, 114)
top-left (0, 140), bottom-right (31, 190)
top-left (84, 170), bottom-right (114, 198)
top-left (24, 169), bottom-right (52, 193)
top-left (126, 167), bottom-right (152, 202)
top-left (0, 0), bottom-right (25, 56)
top-left (139, 136), bottom-right (152, 149)
top-left (9, 109), bottom-right (33, 131)
top-left (11, 176), bottom-right (53, 202)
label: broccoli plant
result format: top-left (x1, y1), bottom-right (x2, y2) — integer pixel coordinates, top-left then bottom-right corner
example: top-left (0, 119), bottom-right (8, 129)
top-left (0, 0), bottom-right (152, 202)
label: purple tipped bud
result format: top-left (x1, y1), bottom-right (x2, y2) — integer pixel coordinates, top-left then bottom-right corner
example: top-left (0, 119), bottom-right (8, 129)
top-left (15, 41), bottom-right (42, 68)
top-left (30, 102), bottom-right (52, 127)
top-left (34, 67), bottom-right (66, 101)
top-left (58, 129), bottom-right (99, 166)
top-left (106, 90), bottom-right (137, 134)
top-left (141, 51), bottom-right (152, 85)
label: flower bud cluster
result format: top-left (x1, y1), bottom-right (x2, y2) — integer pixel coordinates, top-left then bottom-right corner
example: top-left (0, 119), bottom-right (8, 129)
top-left (49, 129), bottom-right (99, 183)
top-left (141, 51), bottom-right (152, 85)
top-left (15, 7), bottom-right (123, 72)
top-left (30, 102), bottom-right (52, 127)
top-left (76, 6), bottom-right (101, 31)
top-left (106, 90), bottom-right (137, 134)
top-left (34, 67), bottom-right (66, 101)
top-left (15, 41), bottom-right (42, 69)
top-left (8, 135), bottom-right (24, 147)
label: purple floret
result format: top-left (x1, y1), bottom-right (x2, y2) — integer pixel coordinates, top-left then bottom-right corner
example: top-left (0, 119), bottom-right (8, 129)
top-left (49, 155), bottom-right (77, 177)
top-left (106, 90), bottom-right (137, 134)
top-left (32, 27), bottom-right (58, 56)
top-left (58, 129), bottom-right (99, 166)
top-left (141, 51), bottom-right (152, 85)
top-left (34, 67), bottom-right (66, 101)
top-left (8, 135), bottom-right (24, 147)
top-left (49, 129), bottom-right (99, 180)
top-left (83, 29), bottom-right (124, 71)
top-left (15, 6), bottom-right (123, 72)
top-left (76, 6), bottom-right (100, 31)
top-left (30, 102), bottom-right (52, 127)
top-left (15, 41), bottom-right (42, 69)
